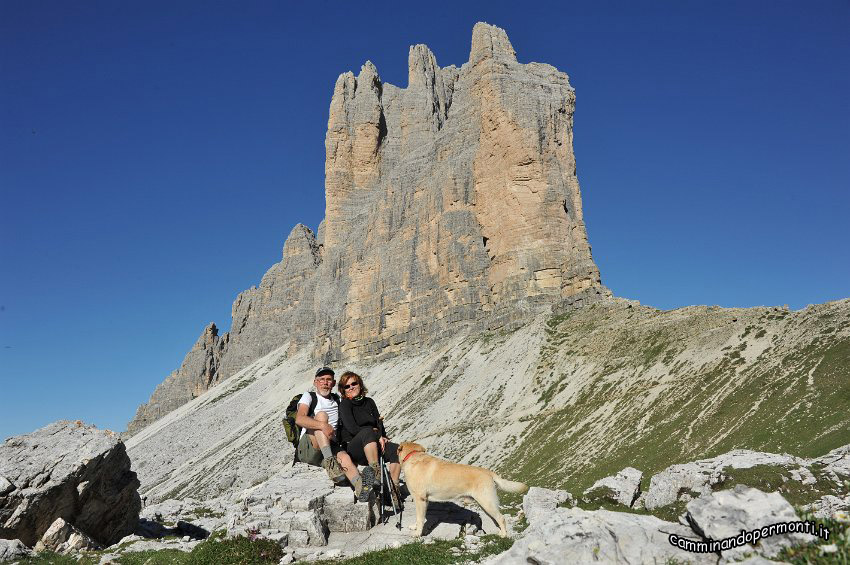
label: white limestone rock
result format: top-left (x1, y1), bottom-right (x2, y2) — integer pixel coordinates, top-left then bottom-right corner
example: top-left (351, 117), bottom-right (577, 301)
top-left (584, 467), bottom-right (643, 507)
top-left (287, 530), bottom-right (310, 547)
top-left (34, 517), bottom-right (99, 554)
top-left (807, 493), bottom-right (850, 519)
top-left (0, 539), bottom-right (31, 563)
top-left (644, 450), bottom-right (806, 510)
top-left (522, 486), bottom-right (574, 523)
top-left (788, 466), bottom-right (816, 485)
top-left (813, 444), bottom-right (850, 478)
top-left (0, 421), bottom-right (140, 547)
top-left (484, 506), bottom-right (714, 565)
top-left (0, 476), bottom-right (13, 496)
top-left (686, 485), bottom-right (816, 558)
top-left (321, 489), bottom-right (376, 532)
top-left (292, 510), bottom-right (327, 546)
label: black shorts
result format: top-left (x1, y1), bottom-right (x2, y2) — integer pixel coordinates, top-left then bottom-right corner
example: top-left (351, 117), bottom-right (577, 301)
top-left (345, 428), bottom-right (400, 466)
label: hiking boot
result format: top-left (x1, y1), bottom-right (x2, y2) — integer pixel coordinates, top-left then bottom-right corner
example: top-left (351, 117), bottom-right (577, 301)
top-left (380, 481), bottom-right (403, 510)
top-left (356, 465), bottom-right (376, 502)
top-left (322, 457), bottom-right (346, 484)
top-left (389, 481), bottom-right (403, 510)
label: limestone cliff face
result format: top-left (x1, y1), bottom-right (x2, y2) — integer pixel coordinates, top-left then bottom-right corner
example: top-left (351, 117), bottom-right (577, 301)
top-left (127, 23), bottom-right (606, 434)
top-left (315, 22), bottom-right (603, 360)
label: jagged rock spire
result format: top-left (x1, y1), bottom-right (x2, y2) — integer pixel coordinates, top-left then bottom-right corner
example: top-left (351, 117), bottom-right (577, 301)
top-left (469, 22), bottom-right (517, 64)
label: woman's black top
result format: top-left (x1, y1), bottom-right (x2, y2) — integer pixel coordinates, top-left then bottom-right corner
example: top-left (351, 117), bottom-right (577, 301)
top-left (339, 396), bottom-right (386, 444)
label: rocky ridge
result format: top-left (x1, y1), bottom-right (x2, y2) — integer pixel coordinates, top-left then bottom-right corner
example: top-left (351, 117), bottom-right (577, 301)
top-left (127, 22), bottom-right (609, 435)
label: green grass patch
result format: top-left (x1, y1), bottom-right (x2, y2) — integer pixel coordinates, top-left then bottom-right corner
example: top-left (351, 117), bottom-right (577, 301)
top-left (719, 465), bottom-right (845, 507)
top-left (18, 553), bottom-right (86, 565)
top-left (180, 536), bottom-right (282, 564)
top-left (497, 490), bottom-right (525, 516)
top-left (20, 536), bottom-right (283, 565)
top-left (312, 535), bottom-right (513, 565)
top-left (190, 506), bottom-right (224, 519)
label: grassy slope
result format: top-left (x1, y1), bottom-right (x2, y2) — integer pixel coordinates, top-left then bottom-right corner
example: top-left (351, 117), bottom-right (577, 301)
top-left (495, 299), bottom-right (850, 492)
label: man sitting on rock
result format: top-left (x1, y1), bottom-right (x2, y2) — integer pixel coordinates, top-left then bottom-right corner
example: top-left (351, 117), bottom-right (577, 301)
top-left (294, 368), bottom-right (372, 500)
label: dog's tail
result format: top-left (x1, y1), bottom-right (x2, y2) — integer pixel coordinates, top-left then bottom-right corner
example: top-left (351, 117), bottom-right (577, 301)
top-left (492, 473), bottom-right (529, 494)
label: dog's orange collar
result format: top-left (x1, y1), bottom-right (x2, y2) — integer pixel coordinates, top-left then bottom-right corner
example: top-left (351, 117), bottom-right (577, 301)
top-left (402, 450), bottom-right (424, 464)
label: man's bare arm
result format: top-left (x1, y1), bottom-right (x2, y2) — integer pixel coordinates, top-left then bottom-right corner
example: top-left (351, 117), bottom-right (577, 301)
top-left (295, 403), bottom-right (334, 437)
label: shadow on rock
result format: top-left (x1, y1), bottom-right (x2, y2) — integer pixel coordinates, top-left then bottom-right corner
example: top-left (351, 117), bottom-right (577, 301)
top-left (135, 518), bottom-right (209, 541)
top-left (422, 501), bottom-right (483, 536)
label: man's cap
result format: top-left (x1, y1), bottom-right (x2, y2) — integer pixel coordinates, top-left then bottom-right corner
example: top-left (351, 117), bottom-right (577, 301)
top-left (315, 367), bottom-right (335, 378)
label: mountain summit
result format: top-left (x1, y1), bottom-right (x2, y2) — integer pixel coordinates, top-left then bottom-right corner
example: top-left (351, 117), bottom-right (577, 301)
top-left (127, 22), bottom-right (607, 434)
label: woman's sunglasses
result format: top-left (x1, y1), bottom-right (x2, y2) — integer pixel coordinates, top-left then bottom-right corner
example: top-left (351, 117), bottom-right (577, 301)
top-left (341, 382), bottom-right (360, 390)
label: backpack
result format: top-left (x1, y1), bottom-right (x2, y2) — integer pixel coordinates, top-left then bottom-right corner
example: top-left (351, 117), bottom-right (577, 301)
top-left (283, 392), bottom-right (340, 465)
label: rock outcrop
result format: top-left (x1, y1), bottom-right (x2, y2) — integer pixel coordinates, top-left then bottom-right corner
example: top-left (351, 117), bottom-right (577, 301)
top-left (113, 464), bottom-right (501, 562)
top-left (641, 449), bottom-right (810, 510)
top-left (0, 539), bottom-right (30, 563)
top-left (33, 517), bottom-right (98, 554)
top-left (488, 485), bottom-right (822, 564)
top-left (583, 467), bottom-right (643, 507)
top-left (314, 22), bottom-right (604, 363)
top-left (127, 322), bottom-right (227, 435)
top-left (685, 485), bottom-right (815, 559)
top-left (490, 501), bottom-right (715, 565)
top-left (0, 421), bottom-right (140, 547)
top-left (127, 22), bottom-right (608, 434)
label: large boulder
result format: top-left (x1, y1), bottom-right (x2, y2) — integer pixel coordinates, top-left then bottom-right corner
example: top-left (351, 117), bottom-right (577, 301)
top-left (0, 539), bottom-right (31, 563)
top-left (0, 420), bottom-right (141, 547)
top-left (33, 517), bottom-right (98, 554)
top-left (522, 486), bottom-right (574, 522)
top-left (686, 485), bottom-right (816, 559)
top-left (485, 506), bottom-right (714, 565)
top-left (321, 489), bottom-right (376, 533)
top-left (584, 467), bottom-right (643, 507)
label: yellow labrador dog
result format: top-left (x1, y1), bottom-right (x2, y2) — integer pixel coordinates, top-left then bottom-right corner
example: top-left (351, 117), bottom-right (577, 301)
top-left (398, 441), bottom-right (529, 537)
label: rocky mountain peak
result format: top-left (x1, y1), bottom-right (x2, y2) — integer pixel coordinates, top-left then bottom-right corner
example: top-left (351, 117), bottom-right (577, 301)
top-left (281, 224), bottom-right (321, 269)
top-left (469, 22), bottom-right (517, 64)
top-left (127, 22), bottom-right (609, 434)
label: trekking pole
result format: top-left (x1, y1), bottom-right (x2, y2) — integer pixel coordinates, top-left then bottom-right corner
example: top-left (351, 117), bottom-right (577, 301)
top-left (381, 457), bottom-right (402, 530)
top-left (379, 453), bottom-right (388, 525)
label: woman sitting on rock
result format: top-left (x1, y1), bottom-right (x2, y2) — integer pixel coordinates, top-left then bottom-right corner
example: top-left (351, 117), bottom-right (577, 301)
top-left (337, 371), bottom-right (402, 498)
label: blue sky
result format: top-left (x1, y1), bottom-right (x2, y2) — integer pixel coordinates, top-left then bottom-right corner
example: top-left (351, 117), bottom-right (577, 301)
top-left (1, 1), bottom-right (848, 440)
